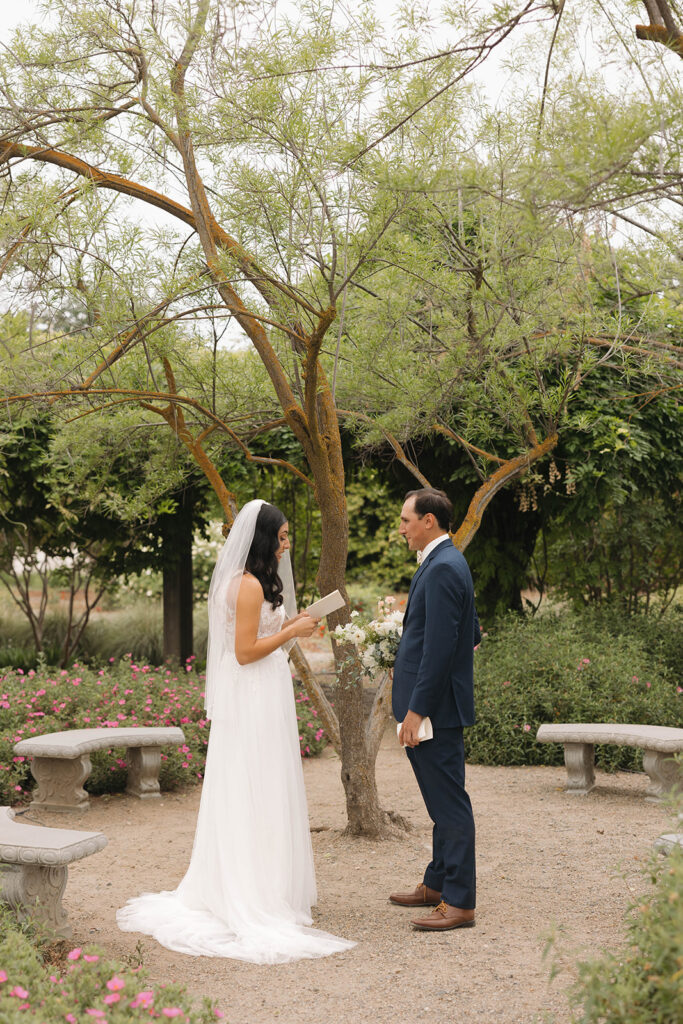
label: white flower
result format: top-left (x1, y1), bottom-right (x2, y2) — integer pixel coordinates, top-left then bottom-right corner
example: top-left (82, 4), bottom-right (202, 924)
top-left (350, 610), bottom-right (360, 618)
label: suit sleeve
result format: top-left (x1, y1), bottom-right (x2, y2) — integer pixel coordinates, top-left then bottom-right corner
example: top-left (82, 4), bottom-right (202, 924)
top-left (474, 607), bottom-right (481, 646)
top-left (407, 562), bottom-right (464, 718)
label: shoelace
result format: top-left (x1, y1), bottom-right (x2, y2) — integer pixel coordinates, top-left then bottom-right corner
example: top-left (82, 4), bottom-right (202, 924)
top-left (434, 901), bottom-right (449, 916)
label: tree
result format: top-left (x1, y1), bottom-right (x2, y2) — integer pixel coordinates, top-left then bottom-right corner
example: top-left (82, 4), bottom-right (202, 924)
top-left (0, 0), bottom-right (680, 833)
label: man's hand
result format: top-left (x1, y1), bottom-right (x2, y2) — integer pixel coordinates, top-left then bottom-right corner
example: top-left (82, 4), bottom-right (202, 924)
top-left (399, 710), bottom-right (424, 748)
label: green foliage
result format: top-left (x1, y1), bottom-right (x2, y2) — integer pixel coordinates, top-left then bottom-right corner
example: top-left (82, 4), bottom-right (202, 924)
top-left (467, 608), bottom-right (683, 769)
top-left (570, 845), bottom-right (683, 1023)
top-left (0, 919), bottom-right (224, 1022)
top-left (0, 657), bottom-right (326, 806)
top-left (536, 379), bottom-right (683, 613)
top-left (344, 467), bottom-right (414, 590)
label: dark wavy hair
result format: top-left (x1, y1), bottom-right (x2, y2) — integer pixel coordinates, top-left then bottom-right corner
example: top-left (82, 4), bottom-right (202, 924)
top-left (245, 502), bottom-right (287, 609)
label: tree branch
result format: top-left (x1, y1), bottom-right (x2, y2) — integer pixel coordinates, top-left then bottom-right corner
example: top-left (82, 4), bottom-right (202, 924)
top-left (452, 434), bottom-right (558, 551)
top-left (337, 409), bottom-right (431, 486)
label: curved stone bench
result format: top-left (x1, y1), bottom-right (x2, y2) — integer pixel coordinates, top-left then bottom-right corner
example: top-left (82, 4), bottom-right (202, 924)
top-left (536, 723), bottom-right (683, 801)
top-left (14, 726), bottom-right (186, 813)
top-left (0, 806), bottom-right (107, 937)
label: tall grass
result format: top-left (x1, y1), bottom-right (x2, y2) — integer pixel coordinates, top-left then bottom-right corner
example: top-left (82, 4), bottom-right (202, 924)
top-left (0, 601), bottom-right (209, 669)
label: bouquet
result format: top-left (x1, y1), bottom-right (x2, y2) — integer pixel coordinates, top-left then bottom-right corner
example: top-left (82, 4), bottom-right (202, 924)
top-left (333, 597), bottom-right (404, 673)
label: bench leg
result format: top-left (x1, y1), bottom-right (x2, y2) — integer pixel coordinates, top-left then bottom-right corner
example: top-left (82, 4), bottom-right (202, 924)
top-left (126, 746), bottom-right (162, 799)
top-left (564, 742), bottom-right (595, 795)
top-left (29, 755), bottom-right (91, 813)
top-left (0, 863), bottom-right (71, 938)
top-left (643, 750), bottom-right (683, 802)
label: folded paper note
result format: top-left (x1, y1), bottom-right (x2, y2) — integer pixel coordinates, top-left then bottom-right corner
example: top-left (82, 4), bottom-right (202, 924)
top-left (397, 716), bottom-right (434, 747)
top-left (305, 590), bottom-right (346, 619)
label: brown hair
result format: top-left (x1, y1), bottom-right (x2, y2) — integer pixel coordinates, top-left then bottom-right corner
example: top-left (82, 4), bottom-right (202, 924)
top-left (404, 488), bottom-right (453, 531)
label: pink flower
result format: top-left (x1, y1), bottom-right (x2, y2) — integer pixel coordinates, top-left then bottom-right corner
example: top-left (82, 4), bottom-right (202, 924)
top-left (0, 970), bottom-right (7, 983)
top-left (66, 1015), bottom-right (77, 1023)
top-left (646, 682), bottom-right (651, 689)
top-left (67, 948), bottom-right (82, 961)
top-left (84, 954), bottom-right (99, 963)
top-left (502, 680), bottom-right (511, 687)
top-left (106, 976), bottom-right (125, 992)
top-left (161, 1009), bottom-right (183, 1018)
top-left (85, 1010), bottom-right (106, 1018)
top-left (523, 724), bottom-right (531, 732)
top-left (10, 986), bottom-right (29, 998)
top-left (130, 991), bottom-right (155, 1009)
top-left (104, 993), bottom-right (120, 1005)
top-left (632, 675), bottom-right (639, 683)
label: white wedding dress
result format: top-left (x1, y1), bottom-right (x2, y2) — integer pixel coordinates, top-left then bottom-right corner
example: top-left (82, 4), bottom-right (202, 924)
top-left (117, 600), bottom-right (355, 963)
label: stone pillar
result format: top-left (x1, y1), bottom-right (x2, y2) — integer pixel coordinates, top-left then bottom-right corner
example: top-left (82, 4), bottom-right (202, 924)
top-left (29, 755), bottom-right (91, 813)
top-left (0, 862), bottom-right (71, 937)
top-left (643, 749), bottom-right (683, 802)
top-left (126, 746), bottom-right (162, 799)
top-left (563, 742), bottom-right (595, 795)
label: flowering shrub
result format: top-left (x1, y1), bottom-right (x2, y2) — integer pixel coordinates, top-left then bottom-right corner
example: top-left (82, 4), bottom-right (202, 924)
top-left (468, 611), bottom-right (682, 770)
top-left (334, 597), bottom-right (404, 672)
top-left (570, 817), bottom-right (683, 1022)
top-left (0, 928), bottom-right (224, 1023)
top-left (0, 658), bottom-right (327, 806)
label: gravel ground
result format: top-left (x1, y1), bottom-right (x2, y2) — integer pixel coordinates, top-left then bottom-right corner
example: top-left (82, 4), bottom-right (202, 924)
top-left (22, 732), bottom-right (672, 1024)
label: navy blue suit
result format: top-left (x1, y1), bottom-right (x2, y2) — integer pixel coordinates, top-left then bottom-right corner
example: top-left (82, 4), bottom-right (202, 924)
top-left (393, 538), bottom-right (480, 909)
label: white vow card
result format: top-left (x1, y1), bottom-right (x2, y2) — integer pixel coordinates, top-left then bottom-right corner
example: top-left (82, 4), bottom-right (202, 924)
top-left (305, 590), bottom-right (345, 619)
top-left (397, 716), bottom-right (434, 747)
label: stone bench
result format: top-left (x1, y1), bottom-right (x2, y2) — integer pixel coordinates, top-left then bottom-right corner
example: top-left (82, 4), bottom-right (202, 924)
top-left (14, 726), bottom-right (186, 813)
top-left (0, 806), bottom-right (107, 937)
top-left (536, 723), bottom-right (683, 801)
top-left (655, 833), bottom-right (683, 854)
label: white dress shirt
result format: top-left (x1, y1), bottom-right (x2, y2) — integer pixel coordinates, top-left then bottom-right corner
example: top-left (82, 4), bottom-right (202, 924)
top-left (416, 533), bottom-right (450, 564)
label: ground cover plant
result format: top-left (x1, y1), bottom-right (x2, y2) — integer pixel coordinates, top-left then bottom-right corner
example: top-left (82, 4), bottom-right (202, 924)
top-left (0, 907), bottom-right (224, 1024)
top-left (469, 609), bottom-right (683, 770)
top-left (0, 657), bottom-right (326, 806)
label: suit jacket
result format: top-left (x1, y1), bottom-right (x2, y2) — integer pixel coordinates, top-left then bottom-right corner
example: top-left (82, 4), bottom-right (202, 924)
top-left (392, 539), bottom-right (480, 728)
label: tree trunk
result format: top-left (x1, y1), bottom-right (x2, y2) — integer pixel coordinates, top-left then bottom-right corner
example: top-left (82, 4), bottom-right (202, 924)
top-left (162, 488), bottom-right (194, 663)
top-left (314, 467), bottom-right (392, 837)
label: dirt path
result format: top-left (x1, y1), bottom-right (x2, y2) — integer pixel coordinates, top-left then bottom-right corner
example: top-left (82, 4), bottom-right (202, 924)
top-left (24, 731), bottom-right (672, 1024)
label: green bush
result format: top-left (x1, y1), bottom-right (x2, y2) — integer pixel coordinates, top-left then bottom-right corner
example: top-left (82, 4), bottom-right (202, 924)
top-left (467, 609), bottom-right (682, 770)
top-left (0, 657), bottom-right (327, 806)
top-left (0, 919), bottom-right (224, 1023)
top-left (570, 844), bottom-right (683, 1023)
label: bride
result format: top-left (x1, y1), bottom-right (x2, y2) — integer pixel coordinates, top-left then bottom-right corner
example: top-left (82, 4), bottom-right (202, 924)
top-left (117, 499), bottom-right (355, 963)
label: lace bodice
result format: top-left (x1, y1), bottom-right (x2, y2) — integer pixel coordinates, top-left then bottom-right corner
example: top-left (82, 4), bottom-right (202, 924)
top-left (257, 600), bottom-right (286, 639)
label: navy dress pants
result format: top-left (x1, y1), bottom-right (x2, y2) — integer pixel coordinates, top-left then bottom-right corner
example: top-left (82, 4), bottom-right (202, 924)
top-left (406, 727), bottom-right (476, 910)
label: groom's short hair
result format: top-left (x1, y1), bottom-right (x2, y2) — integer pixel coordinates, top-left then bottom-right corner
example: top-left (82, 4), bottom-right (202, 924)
top-left (405, 488), bottom-right (453, 531)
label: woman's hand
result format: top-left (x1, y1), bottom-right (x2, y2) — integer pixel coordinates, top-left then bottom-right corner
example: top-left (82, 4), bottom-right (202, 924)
top-left (289, 613), bottom-right (319, 639)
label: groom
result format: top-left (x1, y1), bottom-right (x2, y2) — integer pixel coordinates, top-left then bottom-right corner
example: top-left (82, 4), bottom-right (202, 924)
top-left (390, 487), bottom-right (480, 931)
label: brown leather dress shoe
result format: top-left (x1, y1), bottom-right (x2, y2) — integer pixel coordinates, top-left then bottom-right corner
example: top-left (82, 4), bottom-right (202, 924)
top-left (388, 883), bottom-right (442, 907)
top-left (411, 901), bottom-right (476, 931)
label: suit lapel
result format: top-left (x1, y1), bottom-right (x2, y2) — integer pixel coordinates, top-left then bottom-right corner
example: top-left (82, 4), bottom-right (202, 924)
top-left (403, 550), bottom-right (436, 622)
